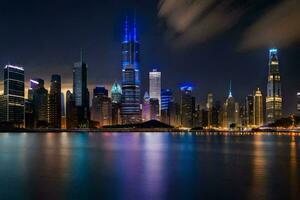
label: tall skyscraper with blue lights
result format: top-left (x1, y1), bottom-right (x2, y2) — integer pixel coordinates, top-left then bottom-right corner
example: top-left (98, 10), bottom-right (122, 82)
top-left (121, 17), bottom-right (141, 124)
top-left (266, 48), bottom-right (282, 124)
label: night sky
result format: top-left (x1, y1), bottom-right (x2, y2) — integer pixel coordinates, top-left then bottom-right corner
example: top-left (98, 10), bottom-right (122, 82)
top-left (0, 0), bottom-right (299, 115)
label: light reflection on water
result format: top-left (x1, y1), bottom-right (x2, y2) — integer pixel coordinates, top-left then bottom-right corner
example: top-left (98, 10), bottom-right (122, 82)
top-left (0, 132), bottom-right (299, 200)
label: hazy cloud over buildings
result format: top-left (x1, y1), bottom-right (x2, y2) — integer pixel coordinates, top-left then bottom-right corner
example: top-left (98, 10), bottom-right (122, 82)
top-left (240, 0), bottom-right (300, 50)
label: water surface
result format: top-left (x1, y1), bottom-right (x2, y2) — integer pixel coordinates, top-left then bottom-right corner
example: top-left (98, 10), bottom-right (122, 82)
top-left (0, 132), bottom-right (299, 199)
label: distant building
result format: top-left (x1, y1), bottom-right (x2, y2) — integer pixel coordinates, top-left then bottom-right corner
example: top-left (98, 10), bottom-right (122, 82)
top-left (169, 100), bottom-right (181, 127)
top-left (266, 48), bottom-right (282, 124)
top-left (161, 89), bottom-right (173, 124)
top-left (121, 18), bottom-right (141, 124)
top-left (111, 82), bottom-right (122, 125)
top-left (25, 100), bottom-right (34, 129)
top-left (180, 85), bottom-right (195, 128)
top-left (111, 82), bottom-right (122, 104)
top-left (66, 90), bottom-right (77, 129)
top-left (297, 92), bottom-right (300, 113)
top-left (73, 50), bottom-right (90, 127)
top-left (212, 101), bottom-right (221, 127)
top-left (142, 92), bottom-right (151, 121)
top-left (0, 65), bottom-right (25, 128)
top-left (225, 82), bottom-right (236, 128)
top-left (61, 92), bottom-right (65, 117)
top-left (150, 98), bottom-right (159, 120)
top-left (149, 69), bottom-right (161, 114)
top-left (61, 92), bottom-right (66, 128)
top-left (245, 94), bottom-right (254, 127)
top-left (223, 81), bottom-right (239, 129)
top-left (48, 74), bottom-right (61, 128)
top-left (206, 93), bottom-right (213, 127)
top-left (254, 88), bottom-right (264, 127)
top-left (31, 79), bottom-right (48, 128)
top-left (91, 86), bottom-right (112, 127)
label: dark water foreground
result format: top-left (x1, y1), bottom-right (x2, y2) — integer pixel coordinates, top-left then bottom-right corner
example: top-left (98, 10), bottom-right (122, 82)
top-left (0, 132), bottom-right (299, 200)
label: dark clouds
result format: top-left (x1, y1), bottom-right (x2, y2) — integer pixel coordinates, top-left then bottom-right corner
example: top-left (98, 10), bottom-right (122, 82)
top-left (158, 0), bottom-right (300, 49)
top-left (241, 0), bottom-right (300, 49)
top-left (158, 0), bottom-right (244, 47)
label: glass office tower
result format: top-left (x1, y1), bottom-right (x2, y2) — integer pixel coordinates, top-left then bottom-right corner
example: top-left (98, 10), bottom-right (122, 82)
top-left (73, 50), bottom-right (90, 127)
top-left (0, 65), bottom-right (25, 127)
top-left (266, 48), bottom-right (282, 124)
top-left (48, 74), bottom-right (62, 128)
top-left (149, 69), bottom-right (161, 114)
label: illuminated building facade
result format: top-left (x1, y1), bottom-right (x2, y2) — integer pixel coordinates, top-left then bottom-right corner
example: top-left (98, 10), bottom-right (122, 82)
top-left (142, 92), bottom-right (151, 122)
top-left (161, 89), bottom-right (173, 124)
top-left (111, 81), bottom-right (122, 104)
top-left (111, 82), bottom-right (122, 125)
top-left (66, 90), bottom-right (77, 129)
top-left (297, 92), bottom-right (300, 113)
top-left (0, 65), bottom-right (25, 127)
top-left (266, 48), bottom-right (282, 124)
top-left (121, 17), bottom-right (141, 124)
top-left (150, 98), bottom-right (159, 120)
top-left (180, 85), bottom-right (195, 128)
top-left (91, 86), bottom-right (112, 127)
top-left (254, 88), bottom-right (263, 127)
top-left (245, 94), bottom-right (254, 127)
top-left (31, 79), bottom-right (48, 128)
top-left (222, 81), bottom-right (240, 129)
top-left (149, 69), bottom-right (161, 114)
top-left (48, 74), bottom-right (61, 128)
top-left (206, 93), bottom-right (213, 127)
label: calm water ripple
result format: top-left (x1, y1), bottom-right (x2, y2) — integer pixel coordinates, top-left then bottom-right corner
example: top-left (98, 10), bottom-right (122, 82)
top-left (0, 132), bottom-right (299, 200)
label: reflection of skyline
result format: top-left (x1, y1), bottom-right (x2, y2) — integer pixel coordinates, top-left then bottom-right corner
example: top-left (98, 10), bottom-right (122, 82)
top-left (290, 136), bottom-right (298, 199)
top-left (250, 134), bottom-right (268, 199)
top-left (0, 132), bottom-right (299, 199)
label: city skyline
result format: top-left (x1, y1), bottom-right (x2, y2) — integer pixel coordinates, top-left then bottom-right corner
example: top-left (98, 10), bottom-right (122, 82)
top-left (0, 0), bottom-right (299, 116)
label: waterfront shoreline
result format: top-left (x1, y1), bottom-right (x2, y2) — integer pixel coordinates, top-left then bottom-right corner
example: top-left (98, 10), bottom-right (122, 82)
top-left (1, 128), bottom-right (300, 134)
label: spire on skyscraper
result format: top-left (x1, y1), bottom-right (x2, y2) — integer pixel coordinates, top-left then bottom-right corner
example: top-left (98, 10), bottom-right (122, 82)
top-left (228, 80), bottom-right (232, 98)
top-left (133, 13), bottom-right (137, 41)
top-left (124, 16), bottom-right (129, 42)
top-left (80, 48), bottom-right (84, 63)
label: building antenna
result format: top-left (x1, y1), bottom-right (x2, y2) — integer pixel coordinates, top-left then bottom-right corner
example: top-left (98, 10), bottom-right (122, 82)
top-left (229, 80), bottom-right (232, 97)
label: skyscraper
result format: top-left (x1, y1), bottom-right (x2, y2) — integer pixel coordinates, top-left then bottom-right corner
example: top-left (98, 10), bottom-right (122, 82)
top-left (91, 86), bottom-right (112, 127)
top-left (111, 81), bottom-right (122, 104)
top-left (0, 65), bottom-right (25, 127)
top-left (223, 81), bottom-right (239, 129)
top-left (161, 89), bottom-right (173, 124)
top-left (245, 95), bottom-right (254, 127)
top-left (48, 74), bottom-right (61, 128)
top-left (266, 48), bottom-right (282, 124)
top-left (73, 50), bottom-right (90, 127)
top-left (31, 79), bottom-right (48, 128)
top-left (142, 92), bottom-right (151, 122)
top-left (111, 82), bottom-right (122, 125)
top-left (297, 92), bottom-right (300, 113)
top-left (206, 93), bottom-right (213, 127)
top-left (149, 69), bottom-right (161, 114)
top-left (254, 88), bottom-right (264, 127)
top-left (150, 98), bottom-right (159, 120)
top-left (180, 85), bottom-right (195, 128)
top-left (121, 17), bottom-right (141, 124)
top-left (66, 90), bottom-right (77, 129)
